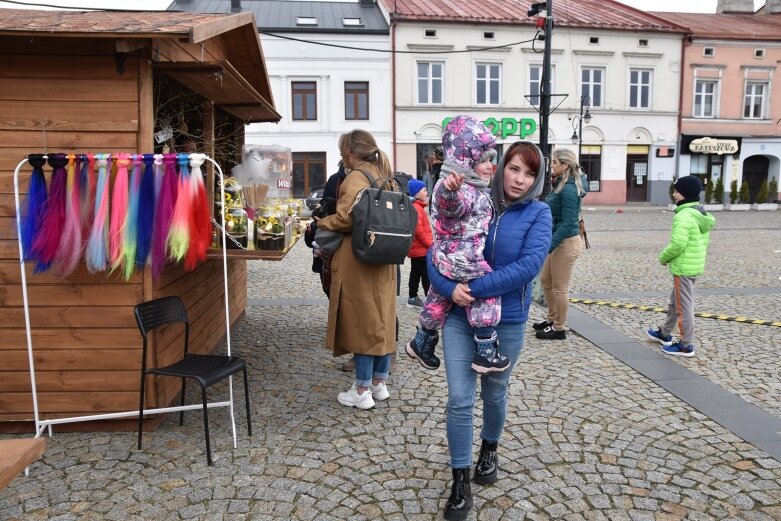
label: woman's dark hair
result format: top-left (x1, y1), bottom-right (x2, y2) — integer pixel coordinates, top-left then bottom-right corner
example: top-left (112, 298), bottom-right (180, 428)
top-left (505, 142), bottom-right (541, 175)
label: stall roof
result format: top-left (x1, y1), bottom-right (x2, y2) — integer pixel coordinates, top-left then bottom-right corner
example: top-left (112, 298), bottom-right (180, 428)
top-left (0, 8), bottom-right (280, 123)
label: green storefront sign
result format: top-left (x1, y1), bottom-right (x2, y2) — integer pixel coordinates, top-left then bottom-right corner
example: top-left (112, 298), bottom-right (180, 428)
top-left (441, 117), bottom-right (537, 139)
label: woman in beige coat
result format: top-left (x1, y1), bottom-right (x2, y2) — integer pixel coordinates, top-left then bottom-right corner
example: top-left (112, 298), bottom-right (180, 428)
top-left (316, 129), bottom-right (397, 410)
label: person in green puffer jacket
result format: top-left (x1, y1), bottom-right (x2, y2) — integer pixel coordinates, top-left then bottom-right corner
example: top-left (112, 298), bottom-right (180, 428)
top-left (646, 175), bottom-right (716, 358)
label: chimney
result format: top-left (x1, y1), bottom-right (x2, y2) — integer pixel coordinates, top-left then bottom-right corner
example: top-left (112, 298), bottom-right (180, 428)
top-left (359, 0), bottom-right (376, 7)
top-left (231, 0), bottom-right (242, 12)
top-left (716, 0), bottom-right (755, 13)
top-left (762, 0), bottom-right (781, 14)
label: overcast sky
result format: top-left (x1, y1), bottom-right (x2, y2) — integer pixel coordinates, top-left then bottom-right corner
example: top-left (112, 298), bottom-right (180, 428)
top-left (0, 0), bottom-right (769, 12)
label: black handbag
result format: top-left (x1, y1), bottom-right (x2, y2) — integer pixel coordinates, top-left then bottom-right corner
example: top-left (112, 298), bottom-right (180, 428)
top-left (349, 170), bottom-right (417, 265)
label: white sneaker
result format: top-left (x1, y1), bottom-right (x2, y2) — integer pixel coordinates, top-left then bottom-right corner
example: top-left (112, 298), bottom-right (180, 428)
top-left (337, 384), bottom-right (375, 409)
top-left (369, 382), bottom-right (389, 401)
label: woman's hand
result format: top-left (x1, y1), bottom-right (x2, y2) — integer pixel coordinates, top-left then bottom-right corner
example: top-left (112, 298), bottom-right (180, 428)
top-left (443, 172), bottom-right (464, 191)
top-left (451, 283), bottom-right (474, 306)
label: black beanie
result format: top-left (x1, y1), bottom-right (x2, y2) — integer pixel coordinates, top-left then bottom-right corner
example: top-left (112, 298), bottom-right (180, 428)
top-left (674, 175), bottom-right (702, 200)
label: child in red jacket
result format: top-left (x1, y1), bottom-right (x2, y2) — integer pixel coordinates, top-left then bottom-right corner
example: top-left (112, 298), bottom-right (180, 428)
top-left (406, 179), bottom-right (433, 308)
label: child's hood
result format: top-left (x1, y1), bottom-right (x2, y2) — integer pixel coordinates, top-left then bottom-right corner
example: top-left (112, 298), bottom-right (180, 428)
top-left (680, 203), bottom-right (716, 233)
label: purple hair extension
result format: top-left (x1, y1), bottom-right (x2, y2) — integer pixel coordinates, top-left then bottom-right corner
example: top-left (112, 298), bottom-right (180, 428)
top-left (21, 154), bottom-right (48, 264)
top-left (30, 153), bottom-right (68, 273)
top-left (151, 153), bottom-right (179, 279)
top-left (134, 154), bottom-right (156, 267)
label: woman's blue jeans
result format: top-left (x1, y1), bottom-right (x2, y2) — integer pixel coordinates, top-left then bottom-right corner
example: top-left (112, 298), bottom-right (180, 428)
top-left (443, 313), bottom-right (526, 468)
top-left (354, 353), bottom-right (391, 388)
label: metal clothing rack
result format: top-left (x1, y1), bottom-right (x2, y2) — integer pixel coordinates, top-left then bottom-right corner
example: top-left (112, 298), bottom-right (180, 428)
top-left (11, 154), bottom-right (241, 453)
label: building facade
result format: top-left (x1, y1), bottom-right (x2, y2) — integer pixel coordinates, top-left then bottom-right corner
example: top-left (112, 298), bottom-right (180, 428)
top-left (656, 0), bottom-right (781, 204)
top-left (381, 0), bottom-right (687, 205)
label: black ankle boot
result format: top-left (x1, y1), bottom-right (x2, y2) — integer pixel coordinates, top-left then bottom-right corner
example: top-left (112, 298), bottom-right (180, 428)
top-left (444, 467), bottom-right (472, 521)
top-left (473, 439), bottom-right (498, 485)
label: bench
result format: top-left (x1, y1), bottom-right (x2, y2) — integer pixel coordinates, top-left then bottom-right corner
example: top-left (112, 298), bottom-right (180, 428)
top-left (0, 438), bottom-right (46, 490)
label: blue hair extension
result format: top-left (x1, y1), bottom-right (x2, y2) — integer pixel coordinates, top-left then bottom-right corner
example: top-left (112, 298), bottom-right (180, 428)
top-left (135, 154), bottom-right (156, 266)
top-left (21, 154), bottom-right (48, 263)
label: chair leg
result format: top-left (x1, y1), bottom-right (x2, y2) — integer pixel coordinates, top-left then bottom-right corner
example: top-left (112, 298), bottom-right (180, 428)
top-left (200, 385), bottom-right (212, 466)
top-left (138, 372), bottom-right (146, 450)
top-left (179, 379), bottom-right (186, 426)
top-left (242, 366), bottom-right (252, 436)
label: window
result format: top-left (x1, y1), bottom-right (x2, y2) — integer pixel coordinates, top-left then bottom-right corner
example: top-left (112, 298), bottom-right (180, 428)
top-left (483, 31), bottom-right (495, 40)
top-left (689, 154), bottom-right (722, 195)
top-left (292, 81), bottom-right (317, 120)
top-left (703, 47), bottom-right (715, 57)
top-left (342, 17), bottom-right (362, 26)
top-left (296, 17), bottom-right (317, 26)
top-left (744, 82), bottom-right (768, 119)
top-left (417, 61), bottom-right (444, 105)
top-left (580, 145), bottom-right (602, 192)
top-left (693, 79), bottom-right (717, 118)
top-left (638, 39), bottom-right (649, 47)
top-left (345, 81), bottom-right (369, 120)
top-left (581, 67), bottom-right (604, 108)
top-left (475, 63), bottom-right (501, 105)
top-left (529, 64), bottom-right (555, 107)
top-left (424, 29), bottom-right (437, 37)
top-left (755, 49), bottom-right (765, 58)
top-left (292, 152), bottom-right (326, 198)
top-left (629, 68), bottom-right (652, 109)
top-left (589, 36), bottom-right (599, 44)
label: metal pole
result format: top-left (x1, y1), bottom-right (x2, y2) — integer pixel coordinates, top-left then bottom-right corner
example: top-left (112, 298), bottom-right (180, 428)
top-left (539, 0), bottom-right (554, 197)
top-left (578, 96), bottom-right (584, 164)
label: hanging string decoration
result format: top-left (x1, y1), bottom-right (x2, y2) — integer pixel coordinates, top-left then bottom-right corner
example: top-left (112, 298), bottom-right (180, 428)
top-left (109, 153), bottom-right (131, 267)
top-left (166, 153), bottom-right (193, 262)
top-left (31, 153), bottom-right (69, 273)
top-left (53, 154), bottom-right (82, 276)
top-left (152, 153), bottom-right (179, 279)
top-left (135, 154), bottom-right (156, 267)
top-left (20, 154), bottom-right (48, 265)
top-left (85, 154), bottom-right (111, 273)
top-left (185, 153), bottom-right (211, 271)
top-left (115, 155), bottom-right (142, 280)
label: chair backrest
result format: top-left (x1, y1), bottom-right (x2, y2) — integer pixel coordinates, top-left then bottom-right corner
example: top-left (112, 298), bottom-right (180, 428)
top-left (134, 295), bottom-right (189, 339)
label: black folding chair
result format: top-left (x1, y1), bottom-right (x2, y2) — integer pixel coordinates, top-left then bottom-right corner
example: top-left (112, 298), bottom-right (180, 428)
top-left (134, 295), bottom-right (251, 465)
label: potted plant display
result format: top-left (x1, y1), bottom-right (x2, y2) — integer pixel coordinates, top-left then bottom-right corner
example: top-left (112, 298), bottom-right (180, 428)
top-left (751, 179), bottom-right (778, 210)
top-left (702, 177), bottom-right (723, 211)
top-left (726, 179), bottom-right (750, 211)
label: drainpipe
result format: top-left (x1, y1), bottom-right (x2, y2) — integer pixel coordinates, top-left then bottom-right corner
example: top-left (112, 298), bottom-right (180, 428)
top-left (675, 33), bottom-right (690, 185)
top-left (391, 14), bottom-right (397, 168)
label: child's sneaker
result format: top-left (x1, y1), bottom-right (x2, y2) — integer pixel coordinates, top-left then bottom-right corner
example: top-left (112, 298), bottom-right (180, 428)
top-left (471, 332), bottom-right (510, 373)
top-left (646, 327), bottom-right (673, 347)
top-left (406, 296), bottom-right (423, 308)
top-left (337, 384), bottom-right (375, 409)
top-left (405, 327), bottom-right (441, 370)
top-left (662, 342), bottom-right (695, 357)
top-left (369, 382), bottom-right (389, 401)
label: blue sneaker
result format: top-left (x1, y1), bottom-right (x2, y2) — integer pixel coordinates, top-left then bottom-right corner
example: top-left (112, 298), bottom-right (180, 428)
top-left (662, 342), bottom-right (695, 358)
top-left (646, 328), bottom-right (672, 347)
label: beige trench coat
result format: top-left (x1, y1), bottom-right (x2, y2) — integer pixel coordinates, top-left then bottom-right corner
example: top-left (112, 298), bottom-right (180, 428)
top-left (316, 161), bottom-right (397, 357)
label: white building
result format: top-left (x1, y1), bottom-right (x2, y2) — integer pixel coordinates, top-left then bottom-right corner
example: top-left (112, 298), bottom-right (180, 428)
top-left (381, 0), bottom-right (688, 205)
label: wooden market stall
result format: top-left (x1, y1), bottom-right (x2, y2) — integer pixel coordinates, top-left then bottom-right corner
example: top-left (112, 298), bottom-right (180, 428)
top-left (0, 9), bottom-right (281, 431)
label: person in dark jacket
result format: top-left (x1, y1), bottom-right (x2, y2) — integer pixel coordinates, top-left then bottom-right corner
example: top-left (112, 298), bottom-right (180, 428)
top-left (534, 148), bottom-right (586, 340)
top-left (406, 179), bottom-right (433, 308)
top-left (427, 141), bottom-right (552, 520)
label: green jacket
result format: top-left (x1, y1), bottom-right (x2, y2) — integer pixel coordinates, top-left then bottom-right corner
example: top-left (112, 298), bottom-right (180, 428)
top-left (659, 201), bottom-right (716, 276)
top-left (545, 176), bottom-right (581, 252)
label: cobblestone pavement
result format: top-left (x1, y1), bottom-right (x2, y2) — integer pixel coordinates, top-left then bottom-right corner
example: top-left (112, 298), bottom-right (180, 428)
top-left (2, 208), bottom-right (781, 520)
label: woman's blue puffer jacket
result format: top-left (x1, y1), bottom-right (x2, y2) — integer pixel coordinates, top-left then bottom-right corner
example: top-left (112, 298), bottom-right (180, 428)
top-left (428, 199), bottom-right (552, 324)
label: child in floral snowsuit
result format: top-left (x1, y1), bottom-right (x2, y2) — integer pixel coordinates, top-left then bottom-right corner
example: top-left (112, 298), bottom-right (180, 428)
top-left (405, 115), bottom-right (509, 374)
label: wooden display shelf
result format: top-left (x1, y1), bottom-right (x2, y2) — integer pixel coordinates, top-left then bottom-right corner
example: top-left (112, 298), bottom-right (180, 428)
top-left (206, 234), bottom-right (301, 261)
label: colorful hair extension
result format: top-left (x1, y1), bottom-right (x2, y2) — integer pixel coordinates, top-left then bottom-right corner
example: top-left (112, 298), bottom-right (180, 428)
top-left (20, 154), bottom-right (48, 264)
top-left (114, 155), bottom-right (142, 280)
top-left (52, 154), bottom-right (82, 276)
top-left (31, 153), bottom-right (68, 273)
top-left (184, 153), bottom-right (210, 271)
top-left (134, 154), bottom-right (156, 267)
top-left (78, 154), bottom-right (95, 239)
top-left (109, 153), bottom-right (131, 266)
top-left (85, 154), bottom-right (111, 273)
top-left (153, 153), bottom-right (164, 200)
top-left (151, 153), bottom-right (179, 279)
top-left (166, 153), bottom-right (192, 262)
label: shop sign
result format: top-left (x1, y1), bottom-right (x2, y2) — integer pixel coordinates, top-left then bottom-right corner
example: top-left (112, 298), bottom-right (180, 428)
top-left (442, 117), bottom-right (537, 139)
top-left (689, 137), bottom-right (739, 155)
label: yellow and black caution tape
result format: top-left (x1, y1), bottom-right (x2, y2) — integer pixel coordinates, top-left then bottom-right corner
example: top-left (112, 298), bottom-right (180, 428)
top-left (569, 298), bottom-right (781, 328)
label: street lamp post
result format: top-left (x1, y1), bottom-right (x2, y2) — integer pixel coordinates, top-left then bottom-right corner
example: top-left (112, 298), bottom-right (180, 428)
top-left (570, 94), bottom-right (592, 165)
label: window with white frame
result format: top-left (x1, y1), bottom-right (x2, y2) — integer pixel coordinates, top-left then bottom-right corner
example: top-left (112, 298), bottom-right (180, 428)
top-left (693, 79), bottom-right (717, 118)
top-left (629, 68), bottom-right (652, 109)
top-left (528, 64), bottom-right (555, 107)
top-left (475, 63), bottom-right (501, 105)
top-left (581, 67), bottom-right (604, 108)
top-left (417, 61), bottom-right (444, 105)
top-left (744, 81), bottom-right (768, 119)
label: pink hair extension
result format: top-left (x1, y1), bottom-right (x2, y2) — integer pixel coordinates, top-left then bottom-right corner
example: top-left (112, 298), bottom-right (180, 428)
top-left (109, 153), bottom-right (131, 266)
top-left (166, 153), bottom-right (193, 262)
top-left (185, 153), bottom-right (210, 271)
top-left (85, 154), bottom-right (111, 273)
top-left (151, 153), bottom-right (179, 279)
top-left (52, 154), bottom-right (82, 276)
top-left (114, 155), bottom-right (142, 280)
top-left (31, 153), bottom-right (68, 272)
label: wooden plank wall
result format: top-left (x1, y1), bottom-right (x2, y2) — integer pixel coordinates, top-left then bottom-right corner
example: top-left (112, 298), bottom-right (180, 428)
top-left (0, 35), bottom-right (248, 426)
